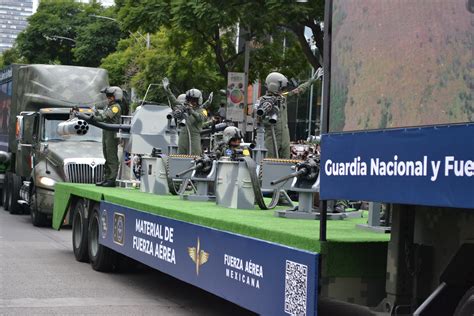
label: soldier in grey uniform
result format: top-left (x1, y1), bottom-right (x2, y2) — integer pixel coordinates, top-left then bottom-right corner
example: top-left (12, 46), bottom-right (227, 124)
top-left (257, 68), bottom-right (323, 159)
top-left (93, 86), bottom-right (123, 187)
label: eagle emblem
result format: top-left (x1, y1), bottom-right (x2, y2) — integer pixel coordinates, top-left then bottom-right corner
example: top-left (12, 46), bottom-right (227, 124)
top-left (188, 237), bottom-right (209, 276)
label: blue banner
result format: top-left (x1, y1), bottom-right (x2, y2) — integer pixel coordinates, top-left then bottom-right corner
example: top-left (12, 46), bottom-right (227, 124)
top-left (320, 124), bottom-right (474, 209)
top-left (99, 201), bottom-right (319, 316)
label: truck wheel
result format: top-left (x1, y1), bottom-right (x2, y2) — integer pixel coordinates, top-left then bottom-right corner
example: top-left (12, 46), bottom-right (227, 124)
top-left (30, 185), bottom-right (50, 227)
top-left (9, 174), bottom-right (22, 215)
top-left (454, 286), bottom-right (474, 316)
top-left (72, 198), bottom-right (89, 262)
top-left (2, 172), bottom-right (11, 211)
top-left (88, 204), bottom-right (116, 272)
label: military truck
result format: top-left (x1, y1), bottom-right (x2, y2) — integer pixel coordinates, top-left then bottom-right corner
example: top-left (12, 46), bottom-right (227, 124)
top-left (0, 64), bottom-right (108, 226)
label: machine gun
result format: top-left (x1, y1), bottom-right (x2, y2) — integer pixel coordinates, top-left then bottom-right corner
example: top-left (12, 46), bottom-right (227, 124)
top-left (173, 154), bottom-right (217, 201)
top-left (271, 157), bottom-right (320, 187)
top-left (74, 110), bottom-right (131, 133)
top-left (270, 156), bottom-right (322, 219)
top-left (57, 118), bottom-right (90, 136)
top-left (255, 95), bottom-right (283, 124)
top-left (176, 154), bottom-right (215, 178)
top-left (166, 104), bottom-right (192, 126)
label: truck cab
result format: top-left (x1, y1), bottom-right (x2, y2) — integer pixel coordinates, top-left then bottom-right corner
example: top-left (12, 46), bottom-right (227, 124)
top-left (0, 64), bottom-right (109, 226)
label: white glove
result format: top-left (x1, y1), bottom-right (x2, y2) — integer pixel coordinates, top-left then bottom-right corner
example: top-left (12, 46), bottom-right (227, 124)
top-left (162, 77), bottom-right (170, 90)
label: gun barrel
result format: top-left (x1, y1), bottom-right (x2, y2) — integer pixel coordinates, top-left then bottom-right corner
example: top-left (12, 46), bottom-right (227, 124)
top-left (57, 118), bottom-right (89, 136)
top-left (270, 168), bottom-right (307, 186)
top-left (176, 162), bottom-right (204, 178)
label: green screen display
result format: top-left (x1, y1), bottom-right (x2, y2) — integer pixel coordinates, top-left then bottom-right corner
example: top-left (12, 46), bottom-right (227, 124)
top-left (330, 0), bottom-right (473, 132)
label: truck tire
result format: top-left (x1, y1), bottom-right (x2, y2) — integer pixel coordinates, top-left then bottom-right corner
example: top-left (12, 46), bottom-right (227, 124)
top-left (72, 198), bottom-right (89, 262)
top-left (454, 286), bottom-right (474, 316)
top-left (30, 184), bottom-right (50, 227)
top-left (88, 204), bottom-right (116, 272)
top-left (9, 174), bottom-right (22, 215)
top-left (2, 172), bottom-right (10, 211)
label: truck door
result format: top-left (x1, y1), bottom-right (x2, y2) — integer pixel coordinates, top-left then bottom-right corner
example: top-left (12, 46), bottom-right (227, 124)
top-left (16, 112), bottom-right (38, 177)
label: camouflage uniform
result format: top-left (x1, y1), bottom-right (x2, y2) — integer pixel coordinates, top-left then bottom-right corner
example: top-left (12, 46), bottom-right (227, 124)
top-left (178, 107), bottom-right (207, 155)
top-left (260, 77), bottom-right (318, 159)
top-left (94, 102), bottom-right (121, 181)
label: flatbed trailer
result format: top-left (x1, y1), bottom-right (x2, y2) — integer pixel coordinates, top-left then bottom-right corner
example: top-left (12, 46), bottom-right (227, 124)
top-left (52, 183), bottom-right (389, 316)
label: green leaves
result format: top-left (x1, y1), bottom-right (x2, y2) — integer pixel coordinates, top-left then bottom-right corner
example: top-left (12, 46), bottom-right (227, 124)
top-left (15, 1), bottom-right (122, 67)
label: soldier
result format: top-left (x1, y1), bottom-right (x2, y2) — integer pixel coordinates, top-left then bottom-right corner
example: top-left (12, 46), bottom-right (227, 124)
top-left (215, 126), bottom-right (250, 159)
top-left (94, 86), bottom-right (123, 187)
top-left (257, 68), bottom-right (323, 159)
top-left (176, 89), bottom-right (208, 155)
top-left (162, 77), bottom-right (213, 108)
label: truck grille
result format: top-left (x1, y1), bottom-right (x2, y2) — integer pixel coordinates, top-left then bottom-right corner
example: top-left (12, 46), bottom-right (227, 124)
top-left (65, 163), bottom-right (105, 184)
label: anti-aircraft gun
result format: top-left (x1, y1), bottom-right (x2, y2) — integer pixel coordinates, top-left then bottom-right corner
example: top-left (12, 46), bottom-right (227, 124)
top-left (174, 153), bottom-right (217, 201)
top-left (269, 156), bottom-right (321, 219)
top-left (252, 95), bottom-right (285, 163)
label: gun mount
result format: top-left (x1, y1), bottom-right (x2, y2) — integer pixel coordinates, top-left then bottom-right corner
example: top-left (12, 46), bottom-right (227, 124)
top-left (175, 154), bottom-right (217, 202)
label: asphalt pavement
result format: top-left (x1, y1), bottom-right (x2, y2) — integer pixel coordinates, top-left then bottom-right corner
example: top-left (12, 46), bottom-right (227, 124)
top-left (0, 208), bottom-right (254, 315)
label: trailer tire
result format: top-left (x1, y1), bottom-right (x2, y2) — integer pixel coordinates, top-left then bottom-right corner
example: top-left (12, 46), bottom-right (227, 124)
top-left (454, 287), bottom-right (474, 316)
top-left (72, 198), bottom-right (89, 262)
top-left (88, 204), bottom-right (116, 272)
top-left (30, 184), bottom-right (50, 227)
top-left (9, 174), bottom-right (22, 214)
top-left (2, 172), bottom-right (11, 211)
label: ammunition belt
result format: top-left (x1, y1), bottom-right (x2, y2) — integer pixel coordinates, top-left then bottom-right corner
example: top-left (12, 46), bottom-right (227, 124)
top-left (262, 158), bottom-right (302, 164)
top-left (243, 156), bottom-right (279, 210)
top-left (169, 154), bottom-right (199, 159)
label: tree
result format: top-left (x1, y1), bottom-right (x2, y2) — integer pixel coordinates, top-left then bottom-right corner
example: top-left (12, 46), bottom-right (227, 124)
top-left (0, 47), bottom-right (24, 68)
top-left (16, 0), bottom-right (122, 67)
top-left (101, 30), bottom-right (223, 108)
top-left (116, 0), bottom-right (325, 78)
top-left (265, 0), bottom-right (325, 69)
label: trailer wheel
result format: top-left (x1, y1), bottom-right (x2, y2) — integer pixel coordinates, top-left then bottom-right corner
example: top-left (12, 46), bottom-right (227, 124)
top-left (30, 184), bottom-right (50, 227)
top-left (9, 174), bottom-right (22, 214)
top-left (2, 172), bottom-right (11, 211)
top-left (454, 287), bottom-right (474, 316)
top-left (72, 198), bottom-right (89, 262)
top-left (88, 204), bottom-right (116, 272)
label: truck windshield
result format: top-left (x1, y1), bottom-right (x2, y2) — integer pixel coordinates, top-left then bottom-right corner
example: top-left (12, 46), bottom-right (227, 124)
top-left (42, 114), bottom-right (102, 142)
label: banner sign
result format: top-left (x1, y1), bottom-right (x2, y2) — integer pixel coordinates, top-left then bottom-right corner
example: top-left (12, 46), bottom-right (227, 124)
top-left (320, 124), bottom-right (474, 209)
top-left (100, 201), bottom-right (319, 315)
top-left (226, 72), bottom-right (245, 122)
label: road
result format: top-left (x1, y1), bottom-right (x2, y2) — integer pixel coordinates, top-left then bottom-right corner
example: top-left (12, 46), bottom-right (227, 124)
top-left (0, 209), bottom-right (254, 315)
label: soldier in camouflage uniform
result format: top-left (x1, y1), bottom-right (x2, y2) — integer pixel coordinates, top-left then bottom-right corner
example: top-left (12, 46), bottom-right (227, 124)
top-left (93, 86), bottom-right (122, 187)
top-left (257, 68), bottom-right (323, 159)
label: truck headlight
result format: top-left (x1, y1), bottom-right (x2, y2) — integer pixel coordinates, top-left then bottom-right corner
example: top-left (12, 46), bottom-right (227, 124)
top-left (39, 176), bottom-right (56, 187)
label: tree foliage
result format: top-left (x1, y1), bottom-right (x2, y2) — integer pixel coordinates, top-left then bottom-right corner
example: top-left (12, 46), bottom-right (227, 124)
top-left (16, 0), bottom-right (122, 66)
top-left (0, 47), bottom-right (25, 68)
top-left (101, 30), bottom-right (223, 107)
top-left (116, 0), bottom-right (325, 79)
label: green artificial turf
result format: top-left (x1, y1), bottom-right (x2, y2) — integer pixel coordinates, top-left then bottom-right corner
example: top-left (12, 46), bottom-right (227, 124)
top-left (53, 183), bottom-right (390, 278)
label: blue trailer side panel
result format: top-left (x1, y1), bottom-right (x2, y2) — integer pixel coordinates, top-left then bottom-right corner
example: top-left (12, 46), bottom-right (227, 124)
top-left (99, 201), bottom-right (319, 316)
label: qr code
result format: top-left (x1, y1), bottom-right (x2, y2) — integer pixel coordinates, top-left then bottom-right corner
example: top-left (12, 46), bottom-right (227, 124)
top-left (284, 260), bottom-right (308, 315)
